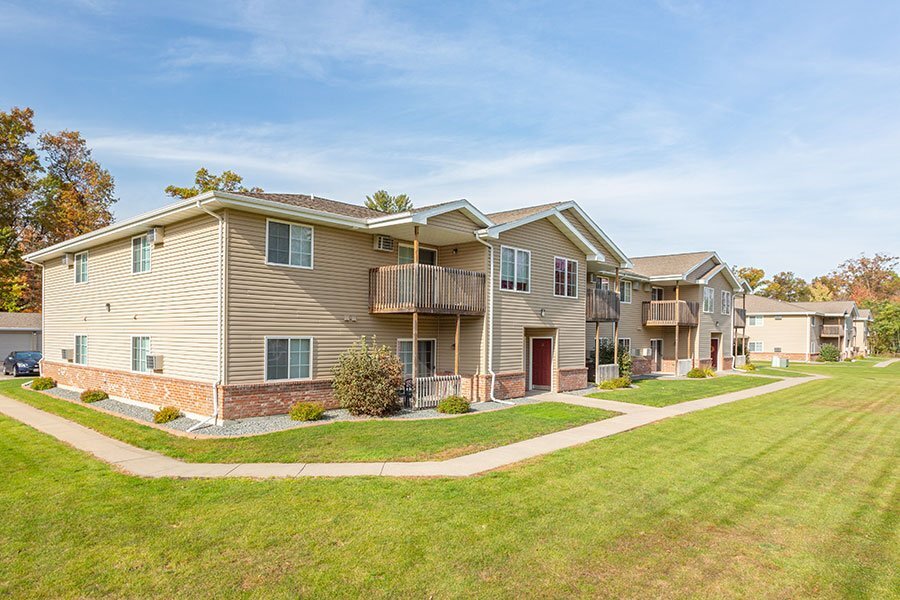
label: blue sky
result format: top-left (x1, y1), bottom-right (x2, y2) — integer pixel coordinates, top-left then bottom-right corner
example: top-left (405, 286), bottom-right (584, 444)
top-left (2, 0), bottom-right (899, 279)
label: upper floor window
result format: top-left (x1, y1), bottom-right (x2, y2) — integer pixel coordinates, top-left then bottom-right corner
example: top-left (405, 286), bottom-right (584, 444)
top-left (599, 277), bottom-right (610, 291)
top-left (703, 287), bottom-right (715, 313)
top-left (267, 220), bottom-right (313, 269)
top-left (266, 337), bottom-right (312, 380)
top-left (131, 336), bottom-right (150, 372)
top-left (620, 280), bottom-right (633, 304)
top-left (74, 251), bottom-right (88, 283)
top-left (721, 291), bottom-right (732, 315)
top-left (554, 257), bottom-right (578, 298)
top-left (748, 315), bottom-right (764, 326)
top-left (500, 246), bottom-right (530, 292)
top-left (75, 335), bottom-right (88, 365)
top-left (398, 244), bottom-right (437, 265)
top-left (131, 235), bottom-right (151, 274)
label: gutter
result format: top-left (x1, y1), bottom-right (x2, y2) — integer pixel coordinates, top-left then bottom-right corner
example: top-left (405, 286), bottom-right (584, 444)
top-left (474, 234), bottom-right (513, 405)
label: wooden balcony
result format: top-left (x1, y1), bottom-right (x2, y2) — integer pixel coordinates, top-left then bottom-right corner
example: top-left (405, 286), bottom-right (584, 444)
top-left (369, 263), bottom-right (486, 316)
top-left (642, 300), bottom-right (700, 327)
top-left (821, 324), bottom-right (843, 337)
top-left (586, 288), bottom-right (620, 322)
top-left (734, 308), bottom-right (746, 328)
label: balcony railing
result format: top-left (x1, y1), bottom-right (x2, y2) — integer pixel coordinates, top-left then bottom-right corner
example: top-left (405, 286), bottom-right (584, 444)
top-left (734, 308), bottom-right (746, 328)
top-left (369, 263), bottom-right (486, 316)
top-left (821, 324), bottom-right (843, 337)
top-left (586, 288), bottom-right (620, 322)
top-left (641, 300), bottom-right (700, 327)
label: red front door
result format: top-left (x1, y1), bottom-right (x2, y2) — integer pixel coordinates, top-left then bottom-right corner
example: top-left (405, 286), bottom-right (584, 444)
top-left (531, 338), bottom-right (552, 388)
top-left (710, 337), bottom-right (719, 370)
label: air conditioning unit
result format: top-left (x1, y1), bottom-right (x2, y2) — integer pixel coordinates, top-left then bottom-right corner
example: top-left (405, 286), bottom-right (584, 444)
top-left (61, 348), bottom-right (74, 361)
top-left (373, 235), bottom-right (394, 252)
top-left (146, 355), bottom-right (164, 371)
top-left (641, 347), bottom-right (653, 357)
top-left (146, 227), bottom-right (164, 245)
top-left (630, 348), bottom-right (642, 357)
top-left (62, 253), bottom-right (74, 267)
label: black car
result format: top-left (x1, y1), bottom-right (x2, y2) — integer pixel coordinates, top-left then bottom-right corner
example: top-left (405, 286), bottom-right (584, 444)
top-left (3, 351), bottom-right (42, 376)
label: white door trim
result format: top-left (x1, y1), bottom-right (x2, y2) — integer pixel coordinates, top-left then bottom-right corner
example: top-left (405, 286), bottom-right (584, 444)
top-left (528, 336), bottom-right (553, 391)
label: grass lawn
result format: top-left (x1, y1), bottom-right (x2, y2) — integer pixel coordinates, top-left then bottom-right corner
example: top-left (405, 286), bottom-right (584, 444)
top-left (748, 364), bottom-right (813, 377)
top-left (1, 362), bottom-right (897, 598)
top-left (0, 380), bottom-right (613, 463)
top-left (588, 374), bottom-right (779, 407)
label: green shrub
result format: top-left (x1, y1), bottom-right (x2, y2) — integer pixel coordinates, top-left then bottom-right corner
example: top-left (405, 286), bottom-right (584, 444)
top-left (80, 389), bottom-right (108, 403)
top-left (686, 368), bottom-right (707, 379)
top-left (598, 376), bottom-right (631, 389)
top-left (843, 357), bottom-right (853, 362)
top-left (819, 343), bottom-right (840, 362)
top-left (436, 395), bottom-right (470, 414)
top-left (289, 401), bottom-right (325, 421)
top-left (704, 367), bottom-right (716, 377)
top-left (153, 406), bottom-right (181, 424)
top-left (332, 336), bottom-right (404, 417)
top-left (30, 377), bottom-right (56, 390)
top-left (739, 363), bottom-right (757, 372)
top-left (618, 350), bottom-right (633, 379)
top-left (854, 354), bottom-right (866, 360)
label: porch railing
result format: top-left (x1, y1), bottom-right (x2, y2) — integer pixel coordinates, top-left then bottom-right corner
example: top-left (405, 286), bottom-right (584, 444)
top-left (642, 300), bottom-right (700, 327)
top-left (595, 363), bottom-right (619, 382)
top-left (413, 375), bottom-right (462, 409)
top-left (586, 288), bottom-right (620, 322)
top-left (734, 355), bottom-right (746, 368)
top-left (369, 264), bottom-right (486, 316)
top-left (821, 325), bottom-right (843, 337)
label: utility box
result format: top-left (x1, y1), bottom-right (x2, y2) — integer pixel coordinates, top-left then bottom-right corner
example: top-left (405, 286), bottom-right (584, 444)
top-left (771, 357), bottom-right (790, 368)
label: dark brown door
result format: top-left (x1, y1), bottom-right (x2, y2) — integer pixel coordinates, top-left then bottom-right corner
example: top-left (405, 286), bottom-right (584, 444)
top-left (650, 339), bottom-right (663, 371)
top-left (531, 338), bottom-right (552, 388)
top-left (710, 337), bottom-right (719, 370)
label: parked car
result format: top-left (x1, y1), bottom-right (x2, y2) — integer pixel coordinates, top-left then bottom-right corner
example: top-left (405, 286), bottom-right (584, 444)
top-left (3, 350), bottom-right (42, 376)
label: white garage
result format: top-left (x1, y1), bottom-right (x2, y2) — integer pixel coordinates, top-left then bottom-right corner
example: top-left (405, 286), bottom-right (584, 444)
top-left (0, 313), bottom-right (42, 360)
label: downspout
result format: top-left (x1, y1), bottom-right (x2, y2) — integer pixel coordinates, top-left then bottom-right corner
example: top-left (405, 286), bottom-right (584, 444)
top-left (475, 234), bottom-right (513, 404)
top-left (188, 200), bottom-right (224, 431)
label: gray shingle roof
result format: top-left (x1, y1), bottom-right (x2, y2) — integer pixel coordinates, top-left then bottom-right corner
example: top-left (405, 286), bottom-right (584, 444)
top-left (0, 312), bottom-right (41, 329)
top-left (625, 251), bottom-right (713, 278)
top-left (236, 192), bottom-right (387, 219)
top-left (743, 295), bottom-right (813, 313)
top-left (795, 301), bottom-right (857, 315)
top-left (487, 202), bottom-right (563, 225)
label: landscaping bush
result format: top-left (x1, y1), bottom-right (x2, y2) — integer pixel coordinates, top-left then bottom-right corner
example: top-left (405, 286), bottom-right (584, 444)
top-left (289, 401), bottom-right (325, 421)
top-left (854, 354), bottom-right (866, 360)
top-left (686, 368), bottom-right (707, 379)
top-left (703, 367), bottom-right (717, 378)
top-left (598, 376), bottom-right (631, 390)
top-left (436, 395), bottom-right (470, 414)
top-left (80, 389), bottom-right (108, 403)
top-left (153, 406), bottom-right (181, 424)
top-left (332, 336), bottom-right (404, 417)
top-left (819, 343), bottom-right (840, 362)
top-left (618, 350), bottom-right (633, 379)
top-left (843, 357), bottom-right (853, 362)
top-left (738, 363), bottom-right (757, 372)
top-left (30, 377), bottom-right (56, 390)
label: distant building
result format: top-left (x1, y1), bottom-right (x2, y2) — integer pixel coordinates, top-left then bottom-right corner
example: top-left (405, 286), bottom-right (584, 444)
top-left (0, 312), bottom-right (42, 359)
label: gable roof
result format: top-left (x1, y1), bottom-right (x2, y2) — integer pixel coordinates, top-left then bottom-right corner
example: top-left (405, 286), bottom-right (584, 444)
top-left (794, 301), bottom-right (858, 316)
top-left (743, 295), bottom-right (816, 314)
top-left (487, 203), bottom-right (563, 225)
top-left (856, 308), bottom-right (873, 321)
top-left (626, 251), bottom-right (714, 278)
top-left (0, 312), bottom-right (41, 330)
top-left (235, 192), bottom-right (386, 219)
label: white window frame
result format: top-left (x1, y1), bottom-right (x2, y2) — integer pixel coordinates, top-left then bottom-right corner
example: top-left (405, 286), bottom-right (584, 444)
top-left (264, 336), bottom-right (314, 381)
top-left (74, 251), bottom-right (89, 284)
top-left (130, 335), bottom-right (151, 373)
top-left (553, 256), bottom-right (578, 299)
top-left (748, 315), bottom-right (764, 327)
top-left (499, 245), bottom-right (531, 293)
top-left (618, 338), bottom-right (631, 353)
top-left (599, 277), bottom-right (610, 291)
top-left (748, 340), bottom-right (764, 352)
top-left (651, 286), bottom-right (664, 301)
top-left (396, 338), bottom-right (437, 379)
top-left (703, 287), bottom-right (715, 313)
top-left (620, 280), bottom-right (633, 304)
top-left (397, 243), bottom-right (438, 265)
top-left (265, 218), bottom-right (315, 270)
top-left (721, 290), bottom-right (732, 315)
top-left (74, 334), bottom-right (88, 365)
top-left (131, 235), bottom-right (151, 274)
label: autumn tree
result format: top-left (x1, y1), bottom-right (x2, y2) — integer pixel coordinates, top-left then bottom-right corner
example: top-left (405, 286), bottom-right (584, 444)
top-left (808, 279), bottom-right (835, 301)
top-left (165, 168), bottom-right (263, 199)
top-left (364, 189), bottom-right (412, 213)
top-left (734, 266), bottom-right (765, 292)
top-left (758, 271), bottom-right (811, 303)
top-left (820, 253), bottom-right (900, 303)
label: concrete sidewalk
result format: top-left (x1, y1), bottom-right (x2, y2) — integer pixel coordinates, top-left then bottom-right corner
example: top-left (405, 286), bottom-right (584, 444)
top-left (873, 358), bottom-right (899, 368)
top-left (0, 375), bottom-right (820, 479)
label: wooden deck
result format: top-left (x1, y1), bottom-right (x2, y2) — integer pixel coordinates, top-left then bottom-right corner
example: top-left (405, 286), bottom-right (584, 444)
top-left (820, 324), bottom-right (843, 337)
top-left (586, 288), bottom-right (620, 322)
top-left (369, 264), bottom-right (486, 315)
top-left (642, 300), bottom-right (700, 327)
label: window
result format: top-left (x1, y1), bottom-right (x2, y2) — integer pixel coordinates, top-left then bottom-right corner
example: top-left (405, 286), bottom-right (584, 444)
top-left (748, 341), bottom-right (764, 352)
top-left (651, 287), bottom-right (664, 301)
top-left (500, 246), bottom-right (530, 292)
top-left (620, 280), bottom-right (633, 304)
top-left (748, 315), bottom-right (764, 326)
top-left (131, 336), bottom-right (150, 372)
top-left (599, 277), bottom-right (610, 291)
top-left (131, 235), bottom-right (151, 274)
top-left (74, 252), bottom-right (88, 283)
top-left (266, 337), bottom-right (312, 380)
top-left (266, 220), bottom-right (313, 268)
top-left (721, 291), bottom-right (732, 315)
top-left (703, 287), bottom-right (715, 313)
top-left (398, 245), bottom-right (437, 265)
top-left (397, 339), bottom-right (436, 379)
top-left (74, 335), bottom-right (87, 365)
top-left (810, 317), bottom-right (816, 327)
top-left (618, 338), bottom-right (631, 353)
top-left (554, 257), bottom-right (578, 298)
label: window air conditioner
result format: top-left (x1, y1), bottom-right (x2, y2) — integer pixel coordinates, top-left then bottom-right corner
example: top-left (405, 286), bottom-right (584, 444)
top-left (146, 227), bottom-right (164, 245)
top-left (62, 253), bottom-right (74, 267)
top-left (641, 347), bottom-right (653, 357)
top-left (146, 355), bottom-right (164, 371)
top-left (374, 235), bottom-right (394, 252)
top-left (61, 348), bottom-right (74, 361)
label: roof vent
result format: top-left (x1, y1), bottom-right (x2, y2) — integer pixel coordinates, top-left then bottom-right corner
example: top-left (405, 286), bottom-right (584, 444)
top-left (374, 235), bottom-right (394, 252)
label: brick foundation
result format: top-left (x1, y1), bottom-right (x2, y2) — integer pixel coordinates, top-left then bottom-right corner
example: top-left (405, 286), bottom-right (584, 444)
top-left (471, 371), bottom-right (526, 401)
top-left (698, 358), bottom-right (712, 370)
top-left (722, 357), bottom-right (734, 371)
top-left (749, 352), bottom-right (818, 362)
top-left (661, 359), bottom-right (677, 373)
top-left (220, 379), bottom-right (336, 420)
top-left (558, 367), bottom-right (588, 392)
top-left (41, 360), bottom-right (215, 417)
top-left (631, 356), bottom-right (652, 376)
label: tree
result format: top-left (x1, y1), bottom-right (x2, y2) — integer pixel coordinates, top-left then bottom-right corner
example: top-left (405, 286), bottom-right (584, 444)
top-left (364, 189), bottom-right (412, 213)
top-left (808, 280), bottom-right (835, 302)
top-left (758, 271), bottom-right (811, 303)
top-left (0, 107), bottom-right (41, 311)
top-left (734, 266), bottom-right (765, 292)
top-left (165, 168), bottom-right (263, 199)
top-left (822, 253), bottom-right (900, 304)
top-left (867, 301), bottom-right (900, 354)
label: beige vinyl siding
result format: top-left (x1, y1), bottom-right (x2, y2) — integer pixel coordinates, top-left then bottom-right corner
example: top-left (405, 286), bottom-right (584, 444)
top-left (696, 272), bottom-right (735, 361)
top-left (42, 215), bottom-right (220, 381)
top-left (489, 218), bottom-right (586, 390)
top-left (426, 209), bottom-right (480, 234)
top-left (686, 257), bottom-right (718, 279)
top-left (434, 241), bottom-right (487, 375)
top-left (746, 313), bottom-right (811, 355)
top-left (224, 210), bottom-right (484, 384)
top-left (559, 208), bottom-right (622, 270)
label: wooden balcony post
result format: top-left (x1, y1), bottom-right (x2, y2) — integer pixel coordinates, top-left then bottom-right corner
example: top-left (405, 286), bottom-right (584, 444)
top-left (674, 284), bottom-right (680, 365)
top-left (454, 314), bottom-right (460, 376)
top-left (613, 268), bottom-right (620, 365)
top-left (412, 226), bottom-right (419, 383)
top-left (594, 321), bottom-right (600, 381)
